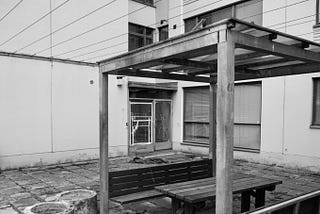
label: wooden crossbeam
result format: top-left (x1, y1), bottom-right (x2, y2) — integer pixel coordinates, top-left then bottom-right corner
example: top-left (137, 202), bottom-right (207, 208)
top-left (162, 66), bottom-right (186, 73)
top-left (244, 63), bottom-right (320, 79)
top-left (231, 30), bottom-right (320, 64)
top-left (236, 57), bottom-right (290, 69)
top-left (100, 25), bottom-right (223, 73)
top-left (111, 69), bottom-right (212, 83)
top-left (234, 51), bottom-right (267, 61)
top-left (186, 52), bottom-right (270, 75)
top-left (164, 58), bottom-right (215, 69)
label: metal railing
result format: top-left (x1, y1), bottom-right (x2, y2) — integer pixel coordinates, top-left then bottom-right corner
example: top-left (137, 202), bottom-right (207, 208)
top-left (245, 189), bottom-right (320, 214)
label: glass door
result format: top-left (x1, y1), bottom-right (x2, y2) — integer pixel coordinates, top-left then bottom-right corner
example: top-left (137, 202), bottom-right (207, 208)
top-left (154, 100), bottom-right (172, 150)
top-left (130, 102), bottom-right (152, 146)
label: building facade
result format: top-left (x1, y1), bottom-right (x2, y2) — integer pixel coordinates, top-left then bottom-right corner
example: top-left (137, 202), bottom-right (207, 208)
top-left (1, 0), bottom-right (320, 170)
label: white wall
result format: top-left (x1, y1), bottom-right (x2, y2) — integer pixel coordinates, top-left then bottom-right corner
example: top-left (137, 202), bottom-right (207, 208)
top-left (129, 0), bottom-right (156, 27)
top-left (283, 74), bottom-right (320, 157)
top-left (260, 77), bottom-right (285, 153)
top-left (168, 0), bottom-right (184, 37)
top-left (0, 57), bottom-right (52, 157)
top-left (108, 75), bottom-right (130, 157)
top-left (155, 0), bottom-right (169, 27)
top-left (263, 0), bottom-right (315, 40)
top-left (52, 62), bottom-right (99, 152)
top-left (183, 0), bottom-right (240, 19)
top-left (0, 56), bottom-right (100, 169)
top-left (0, 0), bottom-right (129, 62)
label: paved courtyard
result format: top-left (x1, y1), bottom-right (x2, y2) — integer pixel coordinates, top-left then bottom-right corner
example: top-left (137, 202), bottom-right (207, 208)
top-left (0, 152), bottom-right (319, 213)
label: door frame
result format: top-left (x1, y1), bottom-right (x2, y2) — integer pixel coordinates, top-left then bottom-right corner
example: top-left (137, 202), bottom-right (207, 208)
top-left (128, 98), bottom-right (172, 153)
top-left (153, 99), bottom-right (172, 151)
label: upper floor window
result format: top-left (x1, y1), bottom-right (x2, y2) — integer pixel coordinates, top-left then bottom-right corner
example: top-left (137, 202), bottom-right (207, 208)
top-left (184, 0), bottom-right (262, 32)
top-left (132, 0), bottom-right (154, 6)
top-left (129, 23), bottom-right (154, 51)
top-left (158, 25), bottom-right (169, 41)
top-left (312, 78), bottom-right (320, 126)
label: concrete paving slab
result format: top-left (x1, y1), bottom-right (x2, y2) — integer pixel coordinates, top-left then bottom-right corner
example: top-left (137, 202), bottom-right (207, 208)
top-left (0, 206), bottom-right (19, 214)
top-left (0, 152), bottom-right (319, 214)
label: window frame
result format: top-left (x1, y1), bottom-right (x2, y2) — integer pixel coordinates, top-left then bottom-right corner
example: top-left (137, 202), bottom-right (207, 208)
top-left (311, 78), bottom-right (320, 127)
top-left (182, 81), bottom-right (262, 152)
top-left (129, 23), bottom-right (154, 51)
top-left (183, 0), bottom-right (262, 33)
top-left (158, 25), bottom-right (169, 41)
top-left (183, 86), bottom-right (210, 145)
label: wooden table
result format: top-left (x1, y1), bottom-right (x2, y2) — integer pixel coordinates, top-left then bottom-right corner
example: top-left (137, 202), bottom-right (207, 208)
top-left (155, 173), bottom-right (282, 214)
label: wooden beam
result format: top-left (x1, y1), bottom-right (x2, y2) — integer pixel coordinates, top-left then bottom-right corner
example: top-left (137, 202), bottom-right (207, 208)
top-left (186, 52), bottom-right (269, 75)
top-left (99, 71), bottom-right (109, 214)
top-left (242, 63), bottom-right (320, 79)
top-left (100, 24), bottom-right (224, 73)
top-left (235, 51), bottom-right (267, 61)
top-left (215, 30), bottom-right (235, 214)
top-left (209, 81), bottom-right (216, 177)
top-left (164, 58), bottom-right (215, 69)
top-left (231, 30), bottom-right (320, 64)
top-left (236, 57), bottom-right (289, 69)
top-left (111, 69), bottom-right (213, 83)
top-left (162, 66), bottom-right (186, 73)
top-left (204, 63), bottom-right (320, 83)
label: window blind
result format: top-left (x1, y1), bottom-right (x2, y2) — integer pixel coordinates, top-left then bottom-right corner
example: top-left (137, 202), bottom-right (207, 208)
top-left (184, 87), bottom-right (210, 143)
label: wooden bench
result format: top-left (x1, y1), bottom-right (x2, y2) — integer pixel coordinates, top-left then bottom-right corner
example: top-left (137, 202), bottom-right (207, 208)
top-left (155, 173), bottom-right (282, 214)
top-left (244, 189), bottom-right (320, 214)
top-left (109, 159), bottom-right (213, 204)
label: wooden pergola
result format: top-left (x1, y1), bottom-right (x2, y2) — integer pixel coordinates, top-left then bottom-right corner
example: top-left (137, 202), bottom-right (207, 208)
top-left (98, 18), bottom-right (320, 214)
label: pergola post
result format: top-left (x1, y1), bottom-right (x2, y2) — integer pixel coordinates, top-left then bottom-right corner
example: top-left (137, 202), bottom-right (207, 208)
top-left (209, 81), bottom-right (216, 176)
top-left (99, 70), bottom-right (109, 214)
top-left (215, 29), bottom-right (235, 214)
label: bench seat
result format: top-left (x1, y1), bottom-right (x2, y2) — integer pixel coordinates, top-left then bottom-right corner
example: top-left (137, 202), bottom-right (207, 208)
top-left (109, 159), bottom-right (213, 204)
top-left (111, 190), bottom-right (165, 204)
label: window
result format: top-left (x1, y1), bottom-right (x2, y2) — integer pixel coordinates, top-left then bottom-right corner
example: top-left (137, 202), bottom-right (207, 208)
top-left (184, 0), bottom-right (262, 33)
top-left (312, 78), bottom-right (320, 126)
top-left (158, 25), bottom-right (168, 41)
top-left (129, 23), bottom-right (154, 51)
top-left (183, 87), bottom-right (210, 144)
top-left (132, 0), bottom-right (153, 6)
top-left (183, 83), bottom-right (262, 151)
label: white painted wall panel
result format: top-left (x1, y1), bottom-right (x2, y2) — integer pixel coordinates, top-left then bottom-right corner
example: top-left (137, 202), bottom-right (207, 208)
top-left (52, 0), bottom-right (128, 62)
top-left (168, 0), bottom-right (184, 37)
top-left (0, 0), bottom-right (51, 56)
top-left (260, 77), bottom-right (285, 153)
top-left (183, 0), bottom-right (240, 19)
top-left (0, 56), bottom-right (52, 156)
top-left (0, 0), bottom-right (129, 62)
top-left (52, 62), bottom-right (99, 151)
top-left (129, 0), bottom-right (156, 27)
top-left (0, 56), bottom-right (101, 169)
top-left (262, 0), bottom-right (286, 30)
top-left (108, 75), bottom-right (129, 157)
top-left (283, 74), bottom-right (320, 158)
